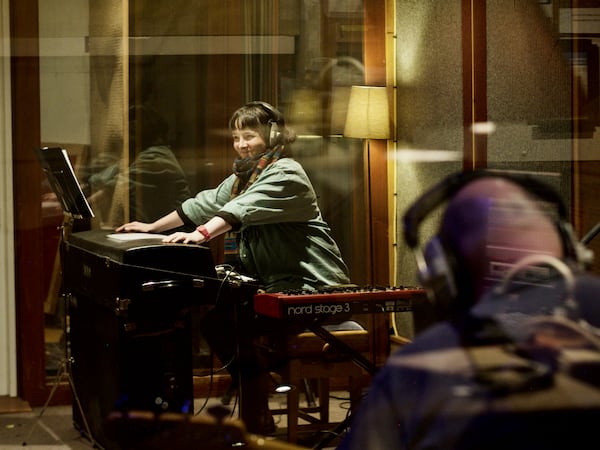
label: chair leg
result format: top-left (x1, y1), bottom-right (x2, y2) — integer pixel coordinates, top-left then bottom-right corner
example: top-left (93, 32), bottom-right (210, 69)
top-left (287, 383), bottom-right (300, 443)
top-left (303, 378), bottom-right (317, 408)
top-left (318, 378), bottom-right (329, 423)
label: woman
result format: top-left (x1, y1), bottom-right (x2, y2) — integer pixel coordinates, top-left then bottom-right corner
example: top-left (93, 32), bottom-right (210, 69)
top-left (117, 101), bottom-right (351, 434)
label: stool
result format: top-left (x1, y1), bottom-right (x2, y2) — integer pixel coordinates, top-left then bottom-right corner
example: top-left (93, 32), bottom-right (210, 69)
top-left (270, 323), bottom-right (371, 443)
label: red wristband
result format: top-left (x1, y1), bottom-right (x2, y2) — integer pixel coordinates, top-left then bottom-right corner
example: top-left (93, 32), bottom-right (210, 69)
top-left (196, 225), bottom-right (211, 241)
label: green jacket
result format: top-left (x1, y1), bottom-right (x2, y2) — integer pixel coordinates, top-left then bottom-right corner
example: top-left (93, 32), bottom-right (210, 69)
top-left (178, 157), bottom-right (350, 292)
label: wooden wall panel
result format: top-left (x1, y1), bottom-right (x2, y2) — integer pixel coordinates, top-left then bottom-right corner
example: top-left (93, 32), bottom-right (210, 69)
top-left (10, 0), bottom-right (58, 406)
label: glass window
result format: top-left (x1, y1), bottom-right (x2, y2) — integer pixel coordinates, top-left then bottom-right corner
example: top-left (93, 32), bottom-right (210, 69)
top-left (36, 0), bottom-right (372, 430)
top-left (26, 0), bottom-right (600, 444)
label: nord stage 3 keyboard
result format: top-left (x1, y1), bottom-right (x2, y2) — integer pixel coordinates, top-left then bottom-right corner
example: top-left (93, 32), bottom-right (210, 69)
top-left (253, 286), bottom-right (427, 319)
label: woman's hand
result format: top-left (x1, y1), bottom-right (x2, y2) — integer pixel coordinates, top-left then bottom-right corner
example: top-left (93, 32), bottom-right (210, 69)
top-left (162, 230), bottom-right (206, 245)
top-left (116, 211), bottom-right (184, 235)
top-left (115, 221), bottom-right (154, 233)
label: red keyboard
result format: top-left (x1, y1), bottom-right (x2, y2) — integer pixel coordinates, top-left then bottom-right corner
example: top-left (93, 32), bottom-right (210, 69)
top-left (253, 286), bottom-right (426, 319)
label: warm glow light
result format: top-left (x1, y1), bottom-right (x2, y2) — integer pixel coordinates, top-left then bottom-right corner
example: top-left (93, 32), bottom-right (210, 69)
top-left (275, 384), bottom-right (293, 394)
top-left (289, 88), bottom-right (321, 135)
top-left (343, 86), bottom-right (391, 139)
top-left (396, 3), bottom-right (432, 84)
top-left (390, 149), bottom-right (462, 162)
top-left (471, 121), bottom-right (497, 135)
top-left (330, 86), bottom-right (352, 135)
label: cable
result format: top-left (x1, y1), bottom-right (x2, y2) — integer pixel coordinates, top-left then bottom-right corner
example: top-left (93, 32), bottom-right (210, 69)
top-left (193, 265), bottom-right (242, 416)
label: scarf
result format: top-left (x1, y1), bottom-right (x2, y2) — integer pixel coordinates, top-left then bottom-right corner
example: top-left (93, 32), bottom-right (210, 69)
top-left (230, 144), bottom-right (285, 198)
top-left (224, 144), bottom-right (285, 265)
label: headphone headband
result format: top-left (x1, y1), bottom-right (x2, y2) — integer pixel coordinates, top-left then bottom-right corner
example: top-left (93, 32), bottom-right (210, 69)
top-left (247, 101), bottom-right (284, 125)
top-left (402, 169), bottom-right (590, 318)
top-left (403, 170), bottom-right (569, 249)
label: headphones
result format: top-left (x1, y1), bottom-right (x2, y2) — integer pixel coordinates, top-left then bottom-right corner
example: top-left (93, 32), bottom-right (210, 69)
top-left (247, 101), bottom-right (285, 148)
top-left (402, 170), bottom-right (593, 318)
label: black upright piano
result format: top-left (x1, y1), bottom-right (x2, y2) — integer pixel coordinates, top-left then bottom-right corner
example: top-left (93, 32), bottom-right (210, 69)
top-left (62, 230), bottom-right (217, 449)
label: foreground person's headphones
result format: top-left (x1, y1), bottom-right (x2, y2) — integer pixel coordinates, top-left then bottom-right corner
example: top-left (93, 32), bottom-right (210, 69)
top-left (402, 170), bottom-right (592, 316)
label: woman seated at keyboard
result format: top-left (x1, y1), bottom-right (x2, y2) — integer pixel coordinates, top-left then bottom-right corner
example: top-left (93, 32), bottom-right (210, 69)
top-left (116, 101), bottom-right (351, 435)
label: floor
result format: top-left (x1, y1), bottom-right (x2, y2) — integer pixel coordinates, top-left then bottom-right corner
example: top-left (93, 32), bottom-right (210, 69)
top-left (7, 306), bottom-right (385, 449)
top-left (0, 390), bottom-right (351, 450)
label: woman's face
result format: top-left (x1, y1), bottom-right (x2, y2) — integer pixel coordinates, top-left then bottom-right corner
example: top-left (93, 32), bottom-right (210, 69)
top-left (232, 127), bottom-right (267, 159)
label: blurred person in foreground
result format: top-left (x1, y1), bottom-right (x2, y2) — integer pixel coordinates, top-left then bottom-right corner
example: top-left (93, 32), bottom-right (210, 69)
top-left (338, 170), bottom-right (600, 450)
top-left (116, 101), bottom-right (351, 434)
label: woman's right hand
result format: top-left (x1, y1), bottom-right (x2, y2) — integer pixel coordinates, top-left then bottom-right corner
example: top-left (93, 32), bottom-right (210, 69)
top-left (115, 221), bottom-right (154, 233)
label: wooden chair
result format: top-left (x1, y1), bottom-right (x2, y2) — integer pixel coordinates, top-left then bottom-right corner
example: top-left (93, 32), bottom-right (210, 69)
top-left (269, 323), bottom-right (371, 444)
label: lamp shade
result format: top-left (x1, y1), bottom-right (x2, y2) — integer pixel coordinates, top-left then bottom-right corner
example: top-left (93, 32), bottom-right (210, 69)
top-left (343, 86), bottom-right (391, 139)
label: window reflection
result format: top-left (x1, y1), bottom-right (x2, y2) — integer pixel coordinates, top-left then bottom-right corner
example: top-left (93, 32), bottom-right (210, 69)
top-left (85, 105), bottom-right (191, 228)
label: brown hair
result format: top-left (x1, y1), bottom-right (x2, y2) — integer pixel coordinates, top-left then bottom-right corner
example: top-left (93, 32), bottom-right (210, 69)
top-left (229, 101), bottom-right (296, 147)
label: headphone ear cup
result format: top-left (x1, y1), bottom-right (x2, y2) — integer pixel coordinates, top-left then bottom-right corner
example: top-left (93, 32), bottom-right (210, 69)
top-left (420, 236), bottom-right (458, 318)
top-left (269, 120), bottom-right (282, 147)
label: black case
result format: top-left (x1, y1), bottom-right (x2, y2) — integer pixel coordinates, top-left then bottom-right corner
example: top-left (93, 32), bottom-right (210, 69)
top-left (63, 230), bottom-right (217, 449)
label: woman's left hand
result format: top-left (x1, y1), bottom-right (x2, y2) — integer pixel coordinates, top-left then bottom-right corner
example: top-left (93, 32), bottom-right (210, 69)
top-left (162, 230), bottom-right (206, 244)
